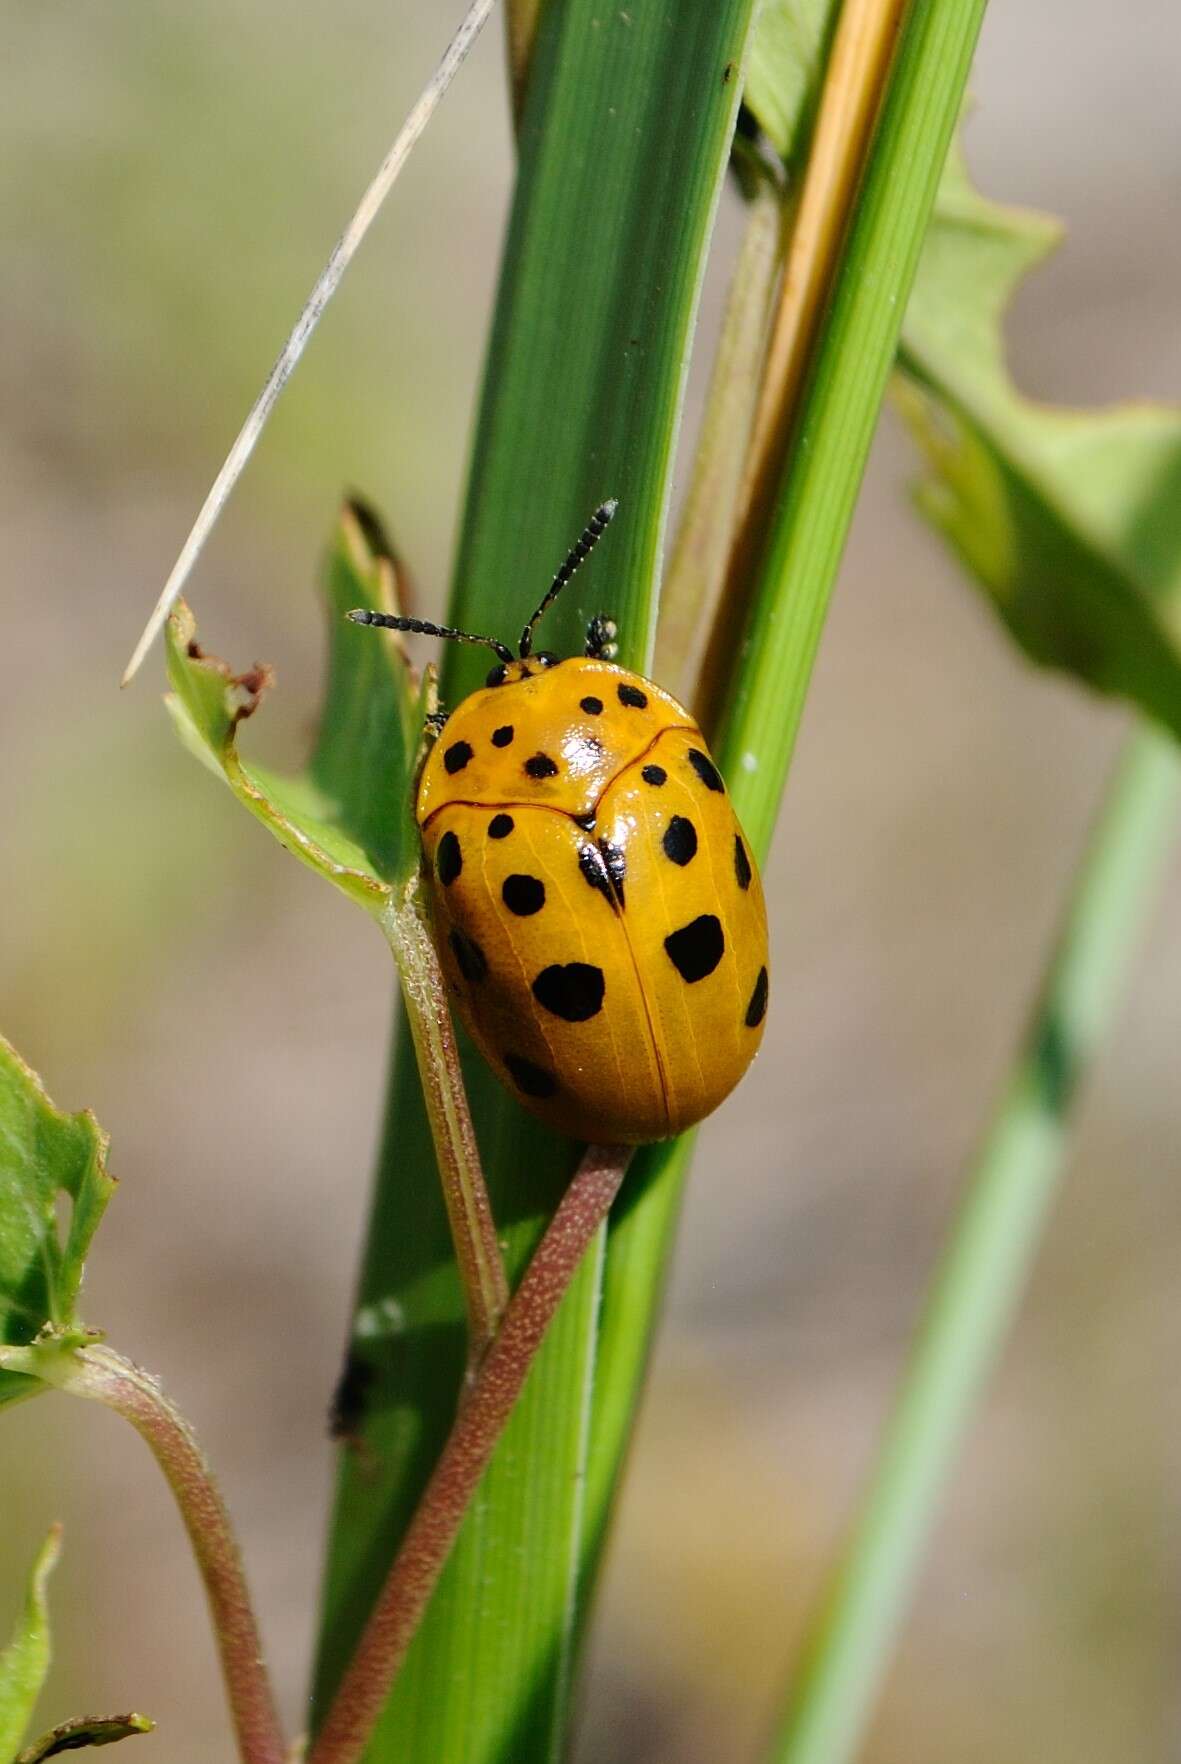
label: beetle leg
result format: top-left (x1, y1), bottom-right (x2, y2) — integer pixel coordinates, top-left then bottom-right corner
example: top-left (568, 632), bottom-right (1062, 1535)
top-left (585, 613), bottom-right (618, 660)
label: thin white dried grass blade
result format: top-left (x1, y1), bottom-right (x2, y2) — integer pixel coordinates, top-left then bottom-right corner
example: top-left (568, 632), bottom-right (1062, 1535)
top-left (122, 0), bottom-right (497, 687)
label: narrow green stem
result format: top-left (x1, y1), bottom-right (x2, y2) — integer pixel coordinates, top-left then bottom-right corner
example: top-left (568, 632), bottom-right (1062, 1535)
top-left (715, 0), bottom-right (990, 832)
top-left (30, 1343), bottom-right (286, 1764)
top-left (307, 1143), bottom-right (631, 1764)
top-left (770, 725), bottom-right (1180, 1764)
top-left (382, 878), bottom-right (509, 1365)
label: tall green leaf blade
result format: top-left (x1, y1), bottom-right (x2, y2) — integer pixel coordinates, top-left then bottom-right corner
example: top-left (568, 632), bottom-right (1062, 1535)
top-left (311, 4), bottom-right (757, 1758)
top-left (897, 144), bottom-right (1181, 736)
top-left (0, 1044), bottom-right (115, 1409)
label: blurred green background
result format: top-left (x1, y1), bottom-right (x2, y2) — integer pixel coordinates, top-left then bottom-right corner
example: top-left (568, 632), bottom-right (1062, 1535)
top-left (2, 3), bottom-right (1179, 1760)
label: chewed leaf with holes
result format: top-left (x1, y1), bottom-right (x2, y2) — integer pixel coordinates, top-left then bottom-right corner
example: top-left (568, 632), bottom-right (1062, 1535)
top-left (165, 500), bottom-right (431, 911)
top-left (0, 1046), bottom-right (115, 1409)
top-left (896, 142), bottom-right (1181, 739)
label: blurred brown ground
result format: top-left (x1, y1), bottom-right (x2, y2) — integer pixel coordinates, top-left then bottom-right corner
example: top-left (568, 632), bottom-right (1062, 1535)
top-left (2, 4), bottom-right (1179, 1761)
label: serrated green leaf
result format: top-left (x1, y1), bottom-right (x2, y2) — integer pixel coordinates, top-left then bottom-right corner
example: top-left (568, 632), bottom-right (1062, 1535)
top-left (0, 1529), bottom-right (60, 1758)
top-left (164, 501), bottom-right (422, 912)
top-left (897, 142), bottom-right (1181, 738)
top-left (311, 4), bottom-right (759, 1759)
top-left (745, 0), bottom-right (841, 168)
top-left (0, 1044), bottom-right (114, 1410)
top-left (17, 1712), bottom-right (154, 1762)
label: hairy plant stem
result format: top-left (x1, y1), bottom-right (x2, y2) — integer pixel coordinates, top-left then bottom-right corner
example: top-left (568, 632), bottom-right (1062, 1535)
top-left (770, 725), bottom-right (1180, 1764)
top-left (307, 1143), bottom-right (632, 1764)
top-left (16, 1342), bottom-right (286, 1764)
top-left (382, 879), bottom-right (509, 1365)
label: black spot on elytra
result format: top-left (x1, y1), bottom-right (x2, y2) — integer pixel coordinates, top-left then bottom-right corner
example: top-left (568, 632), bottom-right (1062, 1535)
top-left (532, 962), bottom-right (606, 1022)
top-left (745, 966), bottom-right (769, 1028)
top-left (598, 837), bottom-right (626, 906)
top-left (664, 914), bottom-right (724, 983)
top-left (617, 682), bottom-right (648, 709)
top-left (444, 740), bottom-right (473, 775)
top-left (436, 830), bottom-right (462, 886)
top-left (580, 695), bottom-right (604, 715)
top-left (488, 813), bottom-right (514, 839)
top-left (579, 844), bottom-right (616, 910)
top-left (662, 815), bottom-right (698, 866)
top-left (449, 928), bottom-right (488, 983)
top-left (734, 835), bottom-right (752, 890)
top-left (491, 724), bottom-right (514, 748)
top-left (642, 764), bottom-right (667, 787)
top-left (524, 752), bottom-right (559, 779)
top-left (688, 748), bottom-right (725, 793)
top-left (502, 874), bottom-right (546, 916)
top-left (505, 1052), bottom-right (558, 1099)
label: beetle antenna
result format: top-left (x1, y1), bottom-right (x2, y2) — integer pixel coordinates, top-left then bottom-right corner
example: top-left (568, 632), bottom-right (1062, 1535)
top-left (347, 610), bottom-right (514, 665)
top-left (518, 499), bottom-right (618, 658)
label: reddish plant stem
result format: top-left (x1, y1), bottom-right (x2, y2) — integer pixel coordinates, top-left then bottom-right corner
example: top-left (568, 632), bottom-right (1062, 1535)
top-left (385, 884), bottom-right (510, 1366)
top-left (307, 1142), bottom-right (632, 1764)
top-left (48, 1345), bottom-right (287, 1764)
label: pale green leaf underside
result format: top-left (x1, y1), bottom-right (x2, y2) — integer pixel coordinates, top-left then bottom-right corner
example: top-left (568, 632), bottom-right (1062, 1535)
top-left (164, 502), bottom-right (423, 913)
top-left (898, 143), bottom-right (1181, 737)
top-left (0, 1529), bottom-right (60, 1759)
top-left (745, 0), bottom-right (840, 169)
top-left (0, 1045), bottom-right (113, 1409)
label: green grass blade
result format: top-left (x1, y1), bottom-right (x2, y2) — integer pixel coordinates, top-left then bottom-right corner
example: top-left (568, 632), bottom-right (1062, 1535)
top-left (578, 0), bottom-right (994, 1682)
top-left (310, 7), bottom-right (757, 1759)
top-left (769, 726), bottom-right (1180, 1764)
top-left (715, 0), bottom-right (990, 826)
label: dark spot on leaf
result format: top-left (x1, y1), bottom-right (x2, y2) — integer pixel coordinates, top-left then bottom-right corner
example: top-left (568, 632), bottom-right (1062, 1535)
top-left (531, 962), bottom-right (606, 1022)
top-left (664, 914), bottom-right (724, 983)
top-left (688, 748), bottom-right (725, 792)
top-left (734, 835), bottom-right (752, 890)
top-left (745, 966), bottom-right (769, 1028)
top-left (505, 1053), bottom-right (559, 1098)
top-left (502, 874), bottom-right (546, 916)
top-left (662, 816), bottom-right (698, 866)
top-left (436, 831), bottom-right (462, 886)
top-left (488, 813), bottom-right (514, 839)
